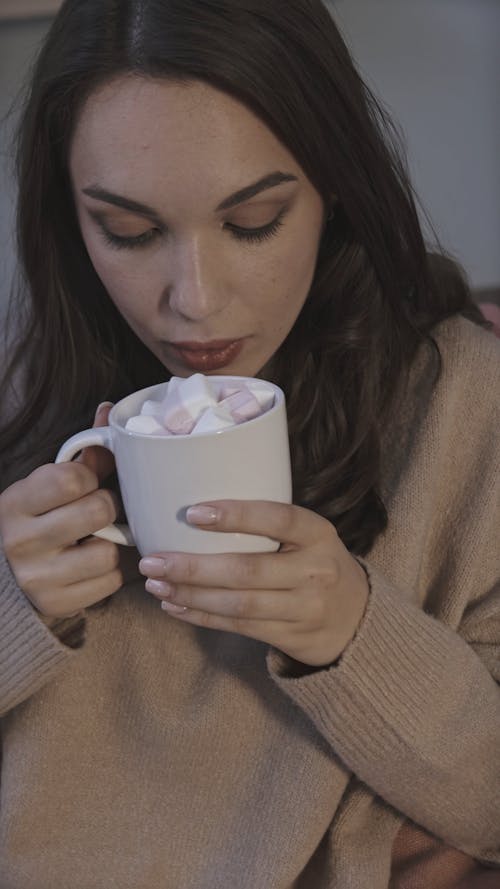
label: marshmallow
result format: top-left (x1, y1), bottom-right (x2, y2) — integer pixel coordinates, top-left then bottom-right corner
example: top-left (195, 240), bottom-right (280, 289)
top-left (249, 383), bottom-right (275, 413)
top-left (124, 373), bottom-right (276, 437)
top-left (125, 415), bottom-right (169, 435)
top-left (216, 383), bottom-right (240, 400)
top-left (191, 405), bottom-right (235, 435)
top-left (219, 386), bottom-right (263, 423)
top-left (160, 373), bottom-right (217, 435)
top-left (166, 376), bottom-right (182, 395)
top-left (141, 399), bottom-right (163, 418)
top-left (216, 381), bottom-right (274, 413)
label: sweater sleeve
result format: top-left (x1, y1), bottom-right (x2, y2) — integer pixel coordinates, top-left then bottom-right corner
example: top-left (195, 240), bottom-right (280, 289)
top-left (267, 321), bottom-right (500, 867)
top-left (267, 566), bottom-right (500, 866)
top-left (0, 548), bottom-right (85, 717)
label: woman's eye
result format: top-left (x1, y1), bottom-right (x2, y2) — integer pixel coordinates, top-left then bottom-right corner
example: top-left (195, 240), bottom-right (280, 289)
top-left (226, 209), bottom-right (287, 244)
top-left (99, 227), bottom-right (160, 250)
top-left (98, 209), bottom-right (288, 250)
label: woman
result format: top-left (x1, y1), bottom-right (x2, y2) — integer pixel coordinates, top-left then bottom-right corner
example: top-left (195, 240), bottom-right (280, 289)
top-left (0, 1), bottom-right (498, 887)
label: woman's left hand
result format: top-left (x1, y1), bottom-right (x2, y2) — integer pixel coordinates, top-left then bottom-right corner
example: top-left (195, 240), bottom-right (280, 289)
top-left (139, 500), bottom-right (369, 667)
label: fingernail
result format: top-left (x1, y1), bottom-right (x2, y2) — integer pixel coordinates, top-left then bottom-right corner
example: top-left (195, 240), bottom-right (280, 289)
top-left (95, 401), bottom-right (113, 418)
top-left (161, 601), bottom-right (188, 614)
top-left (145, 579), bottom-right (172, 596)
top-left (139, 557), bottom-right (165, 576)
top-left (186, 505), bottom-right (219, 525)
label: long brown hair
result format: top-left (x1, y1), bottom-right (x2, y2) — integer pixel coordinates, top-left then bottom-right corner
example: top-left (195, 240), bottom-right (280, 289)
top-left (0, 0), bottom-right (483, 554)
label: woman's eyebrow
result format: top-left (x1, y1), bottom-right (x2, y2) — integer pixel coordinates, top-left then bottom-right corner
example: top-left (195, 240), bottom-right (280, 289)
top-left (81, 186), bottom-right (164, 224)
top-left (81, 171), bottom-right (298, 221)
top-left (215, 171), bottom-right (298, 211)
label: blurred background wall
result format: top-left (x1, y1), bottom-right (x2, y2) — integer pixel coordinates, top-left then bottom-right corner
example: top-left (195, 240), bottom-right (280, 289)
top-left (330, 0), bottom-right (500, 299)
top-left (1, 0), bottom-right (499, 326)
top-left (0, 12), bottom-right (53, 326)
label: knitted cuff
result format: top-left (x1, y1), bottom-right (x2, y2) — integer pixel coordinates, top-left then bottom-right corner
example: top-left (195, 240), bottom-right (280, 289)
top-left (0, 552), bottom-right (85, 715)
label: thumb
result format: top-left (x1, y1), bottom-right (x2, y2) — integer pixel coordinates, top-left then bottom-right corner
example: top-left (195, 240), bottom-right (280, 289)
top-left (78, 401), bottom-right (116, 483)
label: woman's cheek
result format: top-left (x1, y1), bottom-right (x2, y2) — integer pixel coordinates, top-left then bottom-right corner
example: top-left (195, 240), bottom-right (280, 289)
top-left (269, 240), bottom-right (318, 314)
top-left (87, 244), bottom-right (156, 314)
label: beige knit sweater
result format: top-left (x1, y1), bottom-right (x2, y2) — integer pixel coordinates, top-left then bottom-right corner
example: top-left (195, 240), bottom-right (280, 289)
top-left (0, 317), bottom-right (499, 889)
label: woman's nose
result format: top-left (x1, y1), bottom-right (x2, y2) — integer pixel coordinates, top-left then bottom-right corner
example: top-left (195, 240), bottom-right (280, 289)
top-left (164, 236), bottom-right (230, 322)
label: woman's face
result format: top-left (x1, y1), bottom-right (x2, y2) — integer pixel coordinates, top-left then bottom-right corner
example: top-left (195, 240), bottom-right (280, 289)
top-left (70, 76), bottom-right (325, 377)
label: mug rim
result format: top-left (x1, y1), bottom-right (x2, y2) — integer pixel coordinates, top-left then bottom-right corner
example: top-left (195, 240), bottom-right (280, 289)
top-left (108, 375), bottom-right (285, 440)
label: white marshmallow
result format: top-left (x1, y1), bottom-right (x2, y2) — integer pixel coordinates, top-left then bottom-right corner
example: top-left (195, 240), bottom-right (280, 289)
top-left (140, 399), bottom-right (162, 418)
top-left (132, 374), bottom-right (275, 436)
top-left (125, 415), bottom-right (169, 435)
top-left (249, 383), bottom-right (275, 412)
top-left (166, 376), bottom-right (182, 395)
top-left (191, 404), bottom-right (235, 435)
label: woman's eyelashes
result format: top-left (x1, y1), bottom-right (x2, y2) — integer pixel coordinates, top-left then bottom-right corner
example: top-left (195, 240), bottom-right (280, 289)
top-left (226, 210), bottom-right (287, 243)
top-left (97, 208), bottom-right (288, 250)
top-left (99, 227), bottom-right (159, 250)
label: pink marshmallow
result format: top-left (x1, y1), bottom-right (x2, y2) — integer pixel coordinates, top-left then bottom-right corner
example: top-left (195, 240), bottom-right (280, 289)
top-left (219, 387), bottom-right (263, 423)
top-left (160, 373), bottom-right (217, 435)
top-left (133, 373), bottom-right (275, 436)
top-left (216, 383), bottom-right (240, 400)
top-left (162, 388), bottom-right (198, 434)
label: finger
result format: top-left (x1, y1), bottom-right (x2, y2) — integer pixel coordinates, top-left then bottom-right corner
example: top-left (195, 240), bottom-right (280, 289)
top-left (185, 500), bottom-right (328, 548)
top-left (29, 536), bottom-right (121, 588)
top-left (50, 487), bottom-right (119, 546)
top-left (33, 567), bottom-right (124, 619)
top-left (78, 402), bottom-right (116, 483)
top-left (158, 602), bottom-right (296, 649)
top-left (139, 549), bottom-right (298, 590)
top-left (145, 581), bottom-right (300, 622)
top-left (15, 461), bottom-right (102, 517)
top-left (15, 487), bottom-right (119, 553)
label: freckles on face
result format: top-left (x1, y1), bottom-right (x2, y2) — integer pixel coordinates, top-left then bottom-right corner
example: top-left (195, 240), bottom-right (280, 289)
top-left (249, 227), bottom-right (320, 345)
top-left (69, 76), bottom-right (326, 376)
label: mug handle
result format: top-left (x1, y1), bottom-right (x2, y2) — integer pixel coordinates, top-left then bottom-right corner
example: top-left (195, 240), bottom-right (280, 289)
top-left (55, 428), bottom-right (135, 546)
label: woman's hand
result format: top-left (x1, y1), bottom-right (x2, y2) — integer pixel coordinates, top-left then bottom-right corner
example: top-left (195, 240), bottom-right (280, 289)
top-left (139, 500), bottom-right (369, 667)
top-left (0, 403), bottom-right (134, 619)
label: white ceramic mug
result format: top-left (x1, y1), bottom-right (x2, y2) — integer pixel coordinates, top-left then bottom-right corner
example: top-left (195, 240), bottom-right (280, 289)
top-left (55, 376), bottom-right (292, 555)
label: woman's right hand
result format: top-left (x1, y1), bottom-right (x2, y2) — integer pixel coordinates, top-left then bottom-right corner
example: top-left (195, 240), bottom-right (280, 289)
top-left (0, 403), bottom-right (126, 619)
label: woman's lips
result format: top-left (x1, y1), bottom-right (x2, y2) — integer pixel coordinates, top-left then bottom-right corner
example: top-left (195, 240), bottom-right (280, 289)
top-left (167, 338), bottom-right (245, 372)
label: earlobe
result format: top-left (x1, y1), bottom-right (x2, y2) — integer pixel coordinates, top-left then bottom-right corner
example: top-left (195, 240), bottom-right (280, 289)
top-left (326, 195), bottom-right (339, 222)
top-left (322, 196), bottom-right (338, 229)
